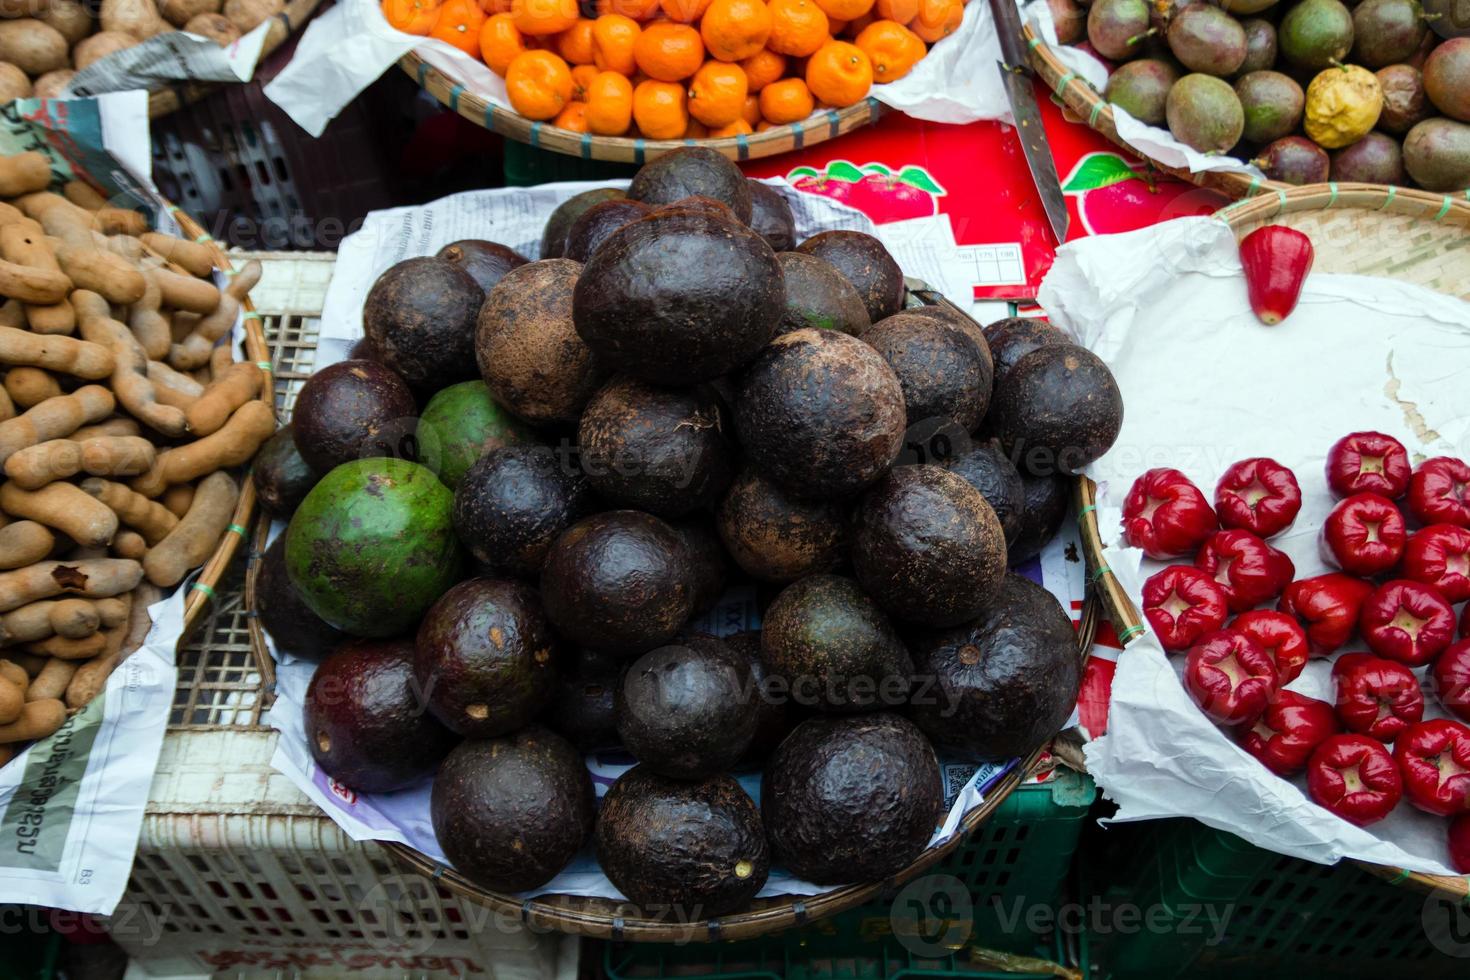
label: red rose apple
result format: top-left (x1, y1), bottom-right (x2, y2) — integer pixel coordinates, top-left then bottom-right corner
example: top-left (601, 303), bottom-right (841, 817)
top-left (1194, 529), bottom-right (1295, 612)
top-left (1232, 609), bottom-right (1310, 684)
top-left (1401, 524), bottom-right (1470, 604)
top-left (1358, 579), bottom-right (1457, 666)
top-left (1319, 493), bottom-right (1407, 577)
top-left (1432, 639), bottom-right (1470, 723)
top-left (1237, 689), bottom-right (1339, 776)
top-left (1450, 815), bottom-right (1470, 874)
top-left (1307, 733), bottom-right (1403, 826)
top-left (1121, 468), bottom-right (1218, 559)
top-left (1183, 629), bottom-right (1278, 725)
top-left (1142, 565), bottom-right (1230, 653)
top-left (1393, 719), bottom-right (1470, 816)
top-left (1325, 431), bottom-right (1412, 499)
top-left (1332, 652), bottom-right (1425, 742)
top-left (1214, 458), bottom-right (1302, 538)
top-left (1278, 573), bottom-right (1376, 655)
top-left (1407, 457), bottom-right (1470, 528)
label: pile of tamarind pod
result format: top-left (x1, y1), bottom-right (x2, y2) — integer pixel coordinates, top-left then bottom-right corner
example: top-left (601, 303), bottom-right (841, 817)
top-left (0, 150), bottom-right (277, 765)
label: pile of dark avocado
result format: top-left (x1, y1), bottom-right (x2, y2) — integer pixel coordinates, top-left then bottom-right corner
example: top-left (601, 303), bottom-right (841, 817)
top-left (265, 147), bottom-right (1117, 917)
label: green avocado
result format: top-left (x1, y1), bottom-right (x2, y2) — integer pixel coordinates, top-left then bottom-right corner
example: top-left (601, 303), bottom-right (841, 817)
top-left (416, 380), bottom-right (531, 490)
top-left (285, 458), bottom-right (464, 637)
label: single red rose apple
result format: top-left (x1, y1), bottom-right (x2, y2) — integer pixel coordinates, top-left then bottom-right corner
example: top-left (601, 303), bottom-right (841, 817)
top-left (1232, 609), bottom-right (1310, 684)
top-left (1407, 457), bottom-right (1470, 528)
top-left (1432, 639), bottom-right (1470, 723)
top-left (1237, 689), bottom-right (1339, 776)
top-left (1214, 458), bottom-right (1303, 539)
top-left (1183, 628), bottom-right (1278, 725)
top-left (1358, 579), bottom-right (1457, 667)
top-left (1121, 468), bottom-right (1218, 559)
top-left (1325, 431), bottom-right (1412, 499)
top-left (1307, 733), bottom-right (1403, 826)
top-left (1142, 565), bottom-right (1230, 653)
top-left (1319, 492), bottom-right (1407, 577)
top-left (1278, 573), bottom-right (1376, 655)
top-left (1332, 652), bottom-right (1425, 742)
top-left (1400, 524), bottom-right (1470, 604)
top-left (1195, 529), bottom-right (1295, 613)
top-left (1393, 719), bottom-right (1470, 816)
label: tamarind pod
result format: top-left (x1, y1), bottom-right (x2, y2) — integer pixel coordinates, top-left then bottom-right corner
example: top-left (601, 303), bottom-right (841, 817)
top-left (5, 367), bottom-right (61, 408)
top-left (169, 261), bottom-right (260, 371)
top-left (139, 233), bottom-right (215, 279)
top-left (0, 658), bottom-right (27, 689)
top-left (0, 559), bottom-right (142, 613)
top-left (79, 478), bottom-right (178, 544)
top-left (26, 658), bottom-right (77, 702)
top-left (160, 484), bottom-right (192, 518)
top-left (66, 587), bottom-right (149, 711)
top-left (94, 209), bottom-right (147, 237)
top-left (51, 238), bottom-right (146, 305)
top-left (0, 520), bottom-right (53, 570)
top-left (0, 153), bottom-right (52, 199)
top-left (0, 675), bottom-right (20, 724)
top-left (185, 362), bottom-right (262, 437)
top-left (62, 181), bottom-right (108, 211)
top-left (74, 290), bottom-right (187, 438)
top-left (131, 400), bottom-right (274, 497)
top-left (150, 266), bottom-right (219, 314)
top-left (4, 436), bottom-right (156, 490)
top-left (143, 471), bottom-right (238, 588)
top-left (0, 481), bottom-right (118, 547)
top-left (0, 326), bottom-right (113, 379)
top-left (25, 632), bottom-right (106, 660)
top-left (146, 360), bottom-right (203, 411)
top-left (0, 222), bottom-right (74, 334)
top-left (0, 384), bottom-right (114, 465)
top-left (128, 270), bottom-right (170, 360)
top-left (0, 698), bottom-right (65, 742)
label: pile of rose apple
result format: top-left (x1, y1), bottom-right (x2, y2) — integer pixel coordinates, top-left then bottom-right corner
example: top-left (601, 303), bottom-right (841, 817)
top-left (1125, 434), bottom-right (1470, 871)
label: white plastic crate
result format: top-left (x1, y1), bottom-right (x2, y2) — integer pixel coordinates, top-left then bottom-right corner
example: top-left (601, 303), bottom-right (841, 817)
top-left (105, 253), bottom-right (573, 980)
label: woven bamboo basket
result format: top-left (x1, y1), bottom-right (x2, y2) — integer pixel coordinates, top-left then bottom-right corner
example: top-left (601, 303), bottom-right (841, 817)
top-left (1022, 23), bottom-right (1273, 201)
top-left (400, 54), bottom-right (884, 163)
top-left (143, 0), bottom-right (325, 119)
top-left (1075, 181), bottom-right (1470, 902)
top-left (242, 281), bottom-right (1099, 942)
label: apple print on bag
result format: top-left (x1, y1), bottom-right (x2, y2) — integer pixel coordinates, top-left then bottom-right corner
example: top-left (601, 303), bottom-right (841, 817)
top-left (786, 161), bottom-right (947, 222)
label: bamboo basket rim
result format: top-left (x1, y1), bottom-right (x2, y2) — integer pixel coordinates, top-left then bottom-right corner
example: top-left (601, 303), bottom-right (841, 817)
top-left (1073, 184), bottom-right (1470, 901)
top-left (398, 52), bottom-right (885, 164)
top-left (1022, 23), bottom-right (1279, 202)
top-left (143, 0), bottom-right (325, 119)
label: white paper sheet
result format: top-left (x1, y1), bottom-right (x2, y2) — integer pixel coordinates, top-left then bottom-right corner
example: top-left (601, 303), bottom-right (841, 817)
top-left (1038, 216), bottom-right (1470, 876)
top-left (65, 20), bottom-right (273, 98)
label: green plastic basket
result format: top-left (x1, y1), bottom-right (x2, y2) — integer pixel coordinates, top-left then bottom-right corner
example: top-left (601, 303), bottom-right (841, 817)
top-left (502, 139), bottom-right (638, 187)
top-left (1094, 819), bottom-right (1467, 980)
top-left (604, 771), bottom-right (1097, 980)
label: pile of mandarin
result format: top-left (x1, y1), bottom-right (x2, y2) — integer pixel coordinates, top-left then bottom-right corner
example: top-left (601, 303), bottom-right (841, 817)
top-left (382, 0), bottom-right (968, 138)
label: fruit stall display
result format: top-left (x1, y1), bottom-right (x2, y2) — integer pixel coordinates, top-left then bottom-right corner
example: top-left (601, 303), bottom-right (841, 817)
top-left (252, 146), bottom-right (1126, 935)
top-left (0, 150), bottom-right (272, 768)
top-left (1029, 0), bottom-right (1470, 193)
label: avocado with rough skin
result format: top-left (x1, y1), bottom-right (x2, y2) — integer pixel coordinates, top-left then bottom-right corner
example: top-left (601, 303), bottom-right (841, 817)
top-left (656, 195), bottom-right (739, 221)
top-left (573, 211), bottom-right (784, 383)
top-left (478, 259), bottom-right (607, 426)
top-left (734, 328), bottom-right (906, 499)
top-left (436, 239), bottom-right (527, 293)
top-left (1010, 470), bottom-right (1070, 565)
top-left (453, 445), bottom-right (596, 577)
top-left (990, 345), bottom-right (1123, 476)
top-left (542, 188), bottom-right (627, 259)
top-left (596, 767), bottom-right (769, 917)
top-left (944, 441), bottom-right (1026, 547)
top-left (747, 180), bottom-right (796, 251)
top-left (615, 635), bottom-right (756, 778)
top-left (671, 516), bottom-right (729, 615)
top-left (363, 256), bottom-right (482, 393)
top-left (564, 199), bottom-right (653, 263)
top-left (285, 458), bottom-right (464, 637)
top-left (415, 578), bottom-right (559, 737)
top-left (304, 637), bottom-right (456, 793)
top-left (760, 574), bottom-right (912, 712)
top-left (540, 511), bottom-right (695, 656)
top-left (253, 424), bottom-right (318, 518)
top-left (256, 535), bottom-right (343, 660)
top-left (626, 147), bottom-right (754, 223)
top-left (908, 574), bottom-right (1082, 762)
top-left (762, 712), bottom-right (941, 885)
top-left (795, 230), bottom-right (905, 323)
top-left (416, 380), bottom-right (532, 491)
top-left (431, 727), bottom-right (595, 893)
top-left (862, 312), bottom-right (993, 432)
top-left (776, 252), bottom-right (869, 335)
top-left (852, 465), bottom-right (1008, 626)
top-left (545, 648), bottom-right (624, 751)
top-left (716, 467), bottom-right (848, 583)
top-left (291, 359), bottom-right (418, 476)
top-left (982, 317), bottom-right (1070, 384)
top-left (577, 377), bottom-right (736, 518)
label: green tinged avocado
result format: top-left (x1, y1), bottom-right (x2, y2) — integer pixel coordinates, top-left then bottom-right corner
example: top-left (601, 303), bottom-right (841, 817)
top-left (541, 187), bottom-right (627, 259)
top-left (304, 637), bottom-right (456, 793)
top-left (431, 727), bottom-right (594, 892)
top-left (596, 767), bottom-right (769, 917)
top-left (256, 535), bottom-right (344, 660)
top-left (453, 445), bottom-right (596, 578)
top-left (908, 574), bottom-right (1082, 762)
top-left (761, 712), bottom-right (941, 884)
top-left (284, 458), bottom-right (464, 637)
top-left (416, 380), bottom-right (532, 491)
top-left (716, 467), bottom-right (848, 583)
top-left (794, 230), bottom-right (905, 323)
top-left (414, 578), bottom-right (559, 737)
top-left (775, 252), bottom-right (870, 335)
top-left (253, 424), bottom-right (318, 519)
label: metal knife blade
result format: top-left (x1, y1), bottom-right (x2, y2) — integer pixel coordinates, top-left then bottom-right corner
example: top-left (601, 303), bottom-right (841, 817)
top-left (986, 0), bottom-right (1069, 244)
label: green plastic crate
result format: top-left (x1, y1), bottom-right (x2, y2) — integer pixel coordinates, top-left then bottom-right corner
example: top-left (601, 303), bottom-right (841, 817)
top-left (603, 771), bottom-right (1097, 980)
top-left (502, 139), bottom-right (638, 187)
top-left (1093, 819), bottom-right (1467, 980)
